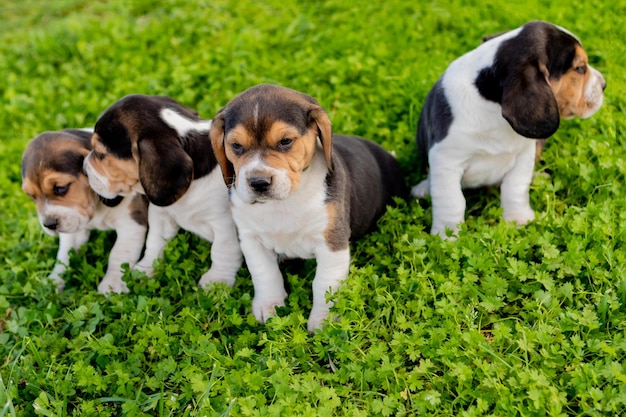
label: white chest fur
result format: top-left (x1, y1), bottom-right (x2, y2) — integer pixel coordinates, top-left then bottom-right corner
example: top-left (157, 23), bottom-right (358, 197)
top-left (230, 151), bottom-right (329, 259)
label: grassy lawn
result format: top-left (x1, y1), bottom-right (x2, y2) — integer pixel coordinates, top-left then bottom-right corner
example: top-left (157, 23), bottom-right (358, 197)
top-left (1, 0), bottom-right (625, 415)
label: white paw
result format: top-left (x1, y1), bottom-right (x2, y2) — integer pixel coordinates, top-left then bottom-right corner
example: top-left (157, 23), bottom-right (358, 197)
top-left (198, 270), bottom-right (236, 288)
top-left (48, 272), bottom-right (66, 293)
top-left (252, 296), bottom-right (286, 323)
top-left (430, 224), bottom-right (458, 240)
top-left (411, 179), bottom-right (430, 198)
top-left (134, 261), bottom-right (154, 277)
top-left (307, 307), bottom-right (331, 333)
top-left (503, 208), bottom-right (535, 225)
top-left (98, 274), bottom-right (129, 294)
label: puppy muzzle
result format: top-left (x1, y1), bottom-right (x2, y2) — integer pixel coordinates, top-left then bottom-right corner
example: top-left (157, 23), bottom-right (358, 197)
top-left (38, 204), bottom-right (89, 234)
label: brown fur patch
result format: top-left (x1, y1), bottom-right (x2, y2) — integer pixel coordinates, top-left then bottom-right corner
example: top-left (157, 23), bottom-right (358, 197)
top-left (323, 201), bottom-right (349, 251)
top-left (24, 170), bottom-right (96, 219)
top-left (129, 194), bottom-right (149, 226)
top-left (549, 46), bottom-right (594, 118)
top-left (88, 134), bottom-right (140, 196)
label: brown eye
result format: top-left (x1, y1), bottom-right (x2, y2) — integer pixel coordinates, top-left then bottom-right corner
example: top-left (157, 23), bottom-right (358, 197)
top-left (575, 65), bottom-right (586, 75)
top-left (54, 184), bottom-right (70, 196)
top-left (94, 151), bottom-right (105, 160)
top-left (278, 138), bottom-right (294, 151)
top-left (231, 142), bottom-right (244, 156)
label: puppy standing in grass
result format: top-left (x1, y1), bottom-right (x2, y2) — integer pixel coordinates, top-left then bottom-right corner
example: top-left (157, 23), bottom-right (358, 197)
top-left (21, 129), bottom-right (148, 293)
top-left (210, 84), bottom-right (408, 332)
top-left (412, 20), bottom-right (605, 237)
top-left (83, 95), bottom-right (242, 288)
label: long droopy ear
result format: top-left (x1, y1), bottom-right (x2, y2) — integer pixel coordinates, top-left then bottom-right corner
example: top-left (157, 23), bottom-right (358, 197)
top-left (308, 107), bottom-right (333, 170)
top-left (138, 133), bottom-right (193, 206)
top-left (209, 111), bottom-right (235, 186)
top-left (501, 62), bottom-right (560, 139)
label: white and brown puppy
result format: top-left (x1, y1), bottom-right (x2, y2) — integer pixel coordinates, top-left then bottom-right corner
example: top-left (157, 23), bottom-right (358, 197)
top-left (21, 129), bottom-right (148, 293)
top-left (412, 20), bottom-right (606, 237)
top-left (210, 84), bottom-right (408, 332)
top-left (82, 95), bottom-right (242, 288)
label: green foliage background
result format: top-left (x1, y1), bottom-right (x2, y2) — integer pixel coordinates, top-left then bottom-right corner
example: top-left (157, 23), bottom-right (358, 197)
top-left (1, 0), bottom-right (625, 415)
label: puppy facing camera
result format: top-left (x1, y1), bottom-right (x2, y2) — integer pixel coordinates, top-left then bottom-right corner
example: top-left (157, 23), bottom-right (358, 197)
top-left (210, 84), bottom-right (408, 332)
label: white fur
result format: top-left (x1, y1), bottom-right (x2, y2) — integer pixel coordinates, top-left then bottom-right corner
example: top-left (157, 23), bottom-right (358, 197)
top-left (48, 196), bottom-right (147, 293)
top-left (231, 145), bottom-right (348, 332)
top-left (134, 168), bottom-right (242, 287)
top-left (39, 203), bottom-right (90, 236)
top-left (160, 108), bottom-right (212, 137)
top-left (234, 153), bottom-right (292, 203)
top-left (412, 25), bottom-right (604, 238)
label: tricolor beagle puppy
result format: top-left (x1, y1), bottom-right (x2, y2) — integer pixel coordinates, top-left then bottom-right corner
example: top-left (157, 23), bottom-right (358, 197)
top-left (411, 20), bottom-right (606, 237)
top-left (21, 129), bottom-right (148, 293)
top-left (210, 84), bottom-right (408, 332)
top-left (83, 95), bottom-right (242, 288)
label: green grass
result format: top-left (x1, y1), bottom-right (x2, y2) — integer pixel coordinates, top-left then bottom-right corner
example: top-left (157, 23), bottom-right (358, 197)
top-left (1, 0), bottom-right (626, 415)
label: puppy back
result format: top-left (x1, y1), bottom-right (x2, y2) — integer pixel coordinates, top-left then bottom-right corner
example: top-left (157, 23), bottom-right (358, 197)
top-left (330, 135), bottom-right (407, 239)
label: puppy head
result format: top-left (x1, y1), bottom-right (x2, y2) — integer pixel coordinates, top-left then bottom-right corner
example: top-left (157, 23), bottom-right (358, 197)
top-left (210, 84), bottom-right (332, 204)
top-left (21, 130), bottom-right (96, 235)
top-left (486, 21), bottom-right (605, 138)
top-left (83, 94), bottom-right (207, 206)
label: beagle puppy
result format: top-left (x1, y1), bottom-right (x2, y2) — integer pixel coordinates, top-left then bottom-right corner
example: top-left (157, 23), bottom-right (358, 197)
top-left (83, 95), bottom-right (242, 288)
top-left (210, 84), bottom-right (408, 332)
top-left (412, 20), bottom-right (606, 237)
top-left (21, 129), bottom-right (148, 293)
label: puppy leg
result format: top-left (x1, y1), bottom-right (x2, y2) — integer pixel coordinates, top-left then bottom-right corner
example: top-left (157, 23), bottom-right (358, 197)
top-left (501, 143), bottom-right (536, 225)
top-left (240, 237), bottom-right (287, 323)
top-left (98, 222), bottom-right (147, 294)
top-left (135, 204), bottom-right (179, 277)
top-left (308, 246), bottom-right (350, 333)
top-left (197, 218), bottom-right (242, 288)
top-left (428, 158), bottom-right (466, 238)
top-left (50, 230), bottom-right (90, 291)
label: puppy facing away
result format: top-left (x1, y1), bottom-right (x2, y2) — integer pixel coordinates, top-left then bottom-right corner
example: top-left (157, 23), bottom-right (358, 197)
top-left (83, 95), bottom-right (242, 288)
top-left (210, 84), bottom-right (408, 332)
top-left (21, 129), bottom-right (148, 293)
top-left (412, 20), bottom-right (606, 237)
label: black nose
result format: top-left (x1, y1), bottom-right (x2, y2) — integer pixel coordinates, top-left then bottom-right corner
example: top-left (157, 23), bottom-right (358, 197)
top-left (249, 177), bottom-right (271, 193)
top-left (43, 219), bottom-right (58, 230)
top-left (602, 80), bottom-right (607, 91)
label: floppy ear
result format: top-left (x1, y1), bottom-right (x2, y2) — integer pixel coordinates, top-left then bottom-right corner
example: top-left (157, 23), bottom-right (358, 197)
top-left (501, 62), bottom-right (560, 139)
top-left (137, 134), bottom-right (193, 206)
top-left (209, 111), bottom-right (235, 186)
top-left (308, 107), bottom-right (333, 170)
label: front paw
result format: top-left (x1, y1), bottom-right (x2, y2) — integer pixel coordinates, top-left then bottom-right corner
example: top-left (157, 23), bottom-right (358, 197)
top-left (134, 261), bottom-right (154, 277)
top-left (307, 307), bottom-right (332, 333)
top-left (252, 296), bottom-right (286, 323)
top-left (411, 179), bottom-right (430, 199)
top-left (98, 274), bottom-right (129, 294)
top-left (198, 270), bottom-right (236, 288)
top-left (48, 272), bottom-right (66, 293)
top-left (503, 207), bottom-right (535, 225)
top-left (430, 224), bottom-right (458, 240)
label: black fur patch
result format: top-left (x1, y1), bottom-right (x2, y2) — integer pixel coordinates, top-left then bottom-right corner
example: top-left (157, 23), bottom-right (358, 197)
top-left (415, 79), bottom-right (453, 173)
top-left (475, 21), bottom-right (579, 105)
top-left (95, 94), bottom-right (217, 180)
top-left (99, 195), bottom-right (124, 207)
top-left (326, 135), bottom-right (408, 245)
top-left (22, 131), bottom-right (91, 179)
